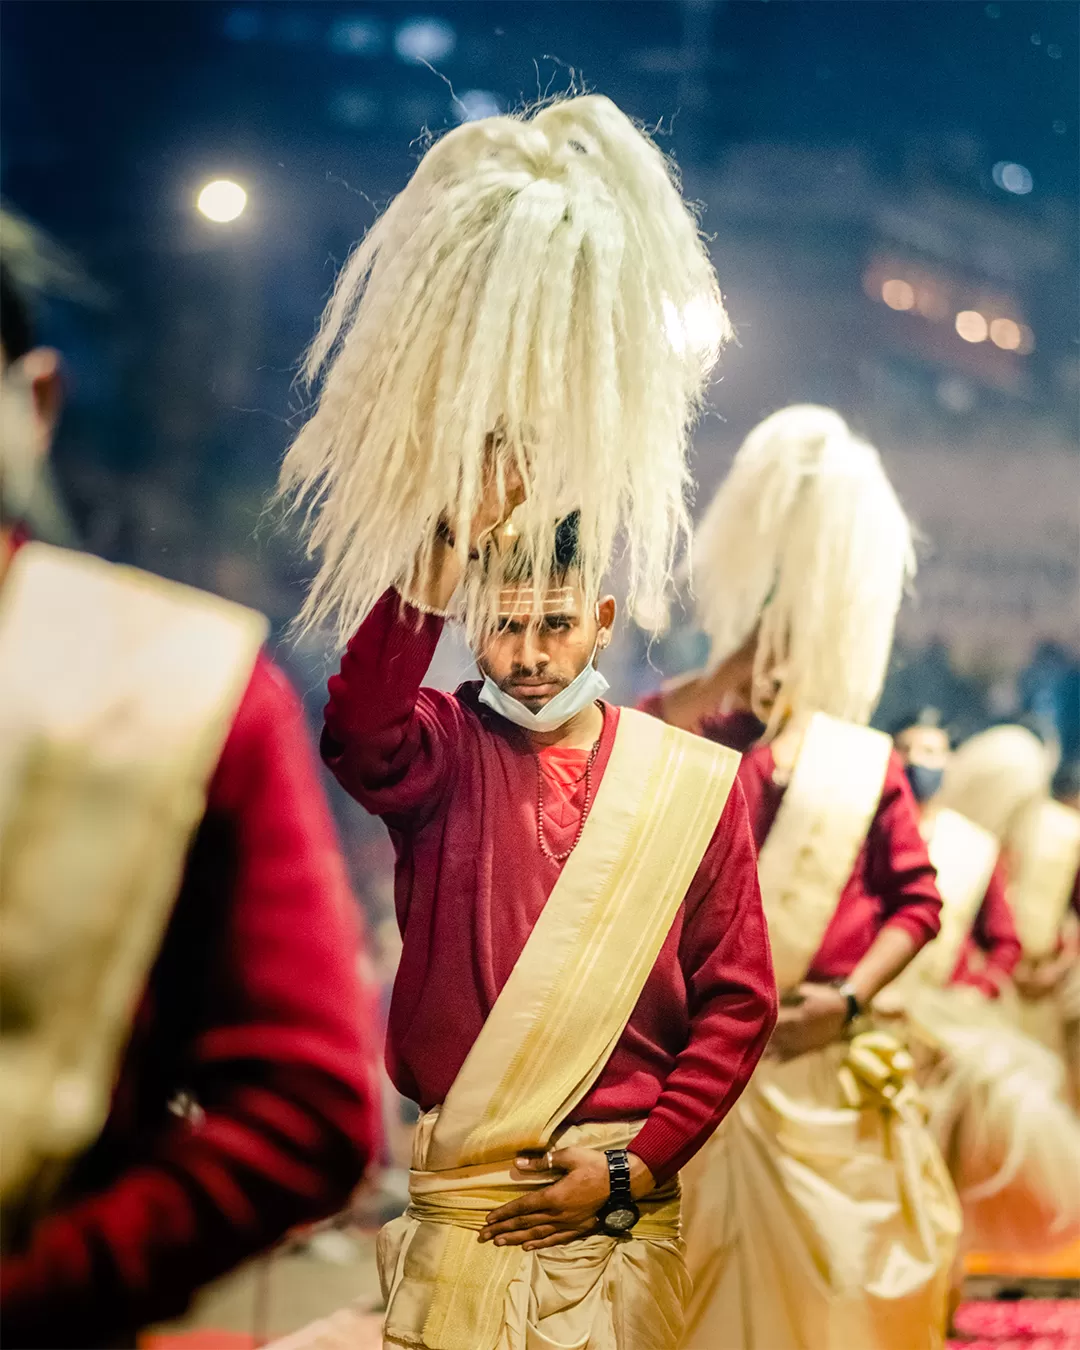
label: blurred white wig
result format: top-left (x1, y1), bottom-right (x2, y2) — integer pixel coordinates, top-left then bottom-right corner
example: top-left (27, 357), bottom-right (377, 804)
top-left (692, 405), bottom-right (915, 733)
top-left (939, 724), bottom-right (1054, 844)
top-left (278, 94), bottom-right (729, 646)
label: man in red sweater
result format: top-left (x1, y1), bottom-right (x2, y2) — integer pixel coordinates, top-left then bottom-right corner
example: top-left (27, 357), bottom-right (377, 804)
top-left (280, 498), bottom-right (776, 1350)
top-left (886, 711), bottom-right (1080, 1265)
top-left (0, 254), bottom-right (379, 1346)
top-left (645, 407), bottom-right (960, 1350)
top-left (891, 709), bottom-right (1021, 997)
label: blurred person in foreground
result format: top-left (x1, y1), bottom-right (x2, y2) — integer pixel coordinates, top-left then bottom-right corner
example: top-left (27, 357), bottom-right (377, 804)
top-left (0, 237), bottom-right (379, 1346)
top-left (940, 725), bottom-right (1080, 1108)
top-left (644, 406), bottom-right (961, 1350)
top-left (269, 95), bottom-right (777, 1350)
top-left (884, 711), bottom-right (1080, 1264)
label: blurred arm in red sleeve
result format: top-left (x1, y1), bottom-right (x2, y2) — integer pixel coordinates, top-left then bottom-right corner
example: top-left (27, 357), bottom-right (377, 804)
top-left (1, 654), bottom-right (380, 1347)
top-left (951, 859), bottom-right (1022, 998)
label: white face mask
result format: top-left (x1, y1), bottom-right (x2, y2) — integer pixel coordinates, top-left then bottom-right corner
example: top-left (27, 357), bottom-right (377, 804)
top-left (478, 635), bottom-right (610, 732)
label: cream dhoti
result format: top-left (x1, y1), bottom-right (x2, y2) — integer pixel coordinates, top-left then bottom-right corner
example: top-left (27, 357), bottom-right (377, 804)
top-left (379, 1112), bottom-right (686, 1350)
top-left (682, 1037), bottom-right (957, 1350)
top-left (681, 716), bottom-right (961, 1350)
top-left (885, 808), bottom-right (1080, 1255)
top-left (271, 1114), bottom-right (687, 1350)
top-left (905, 985), bottom-right (1080, 1254)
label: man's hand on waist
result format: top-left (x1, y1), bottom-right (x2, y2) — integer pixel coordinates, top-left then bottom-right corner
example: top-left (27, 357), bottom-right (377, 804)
top-left (478, 1147), bottom-right (654, 1252)
top-left (767, 982), bottom-right (849, 1061)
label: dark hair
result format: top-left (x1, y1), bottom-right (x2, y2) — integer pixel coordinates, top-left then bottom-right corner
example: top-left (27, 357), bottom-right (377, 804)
top-left (552, 510), bottom-right (580, 571)
top-left (502, 509), bottom-right (582, 583)
top-left (0, 261), bottom-right (34, 364)
top-left (888, 706), bottom-right (952, 743)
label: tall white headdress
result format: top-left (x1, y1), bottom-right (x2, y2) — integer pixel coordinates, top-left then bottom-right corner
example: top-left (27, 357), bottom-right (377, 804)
top-left (940, 724), bottom-right (1055, 843)
top-left (278, 95), bottom-right (729, 645)
top-left (693, 404), bottom-right (915, 733)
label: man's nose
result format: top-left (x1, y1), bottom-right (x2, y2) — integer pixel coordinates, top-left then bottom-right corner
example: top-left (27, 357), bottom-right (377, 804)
top-left (517, 630), bottom-right (549, 671)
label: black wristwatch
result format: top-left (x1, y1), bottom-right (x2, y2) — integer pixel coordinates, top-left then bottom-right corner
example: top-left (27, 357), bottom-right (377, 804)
top-left (597, 1148), bottom-right (641, 1236)
top-left (831, 978), bottom-right (862, 1025)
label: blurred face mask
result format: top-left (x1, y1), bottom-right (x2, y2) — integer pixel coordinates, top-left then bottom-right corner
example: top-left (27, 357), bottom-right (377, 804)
top-left (904, 763), bottom-right (944, 803)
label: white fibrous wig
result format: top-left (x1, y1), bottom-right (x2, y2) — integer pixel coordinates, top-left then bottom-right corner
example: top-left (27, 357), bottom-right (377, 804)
top-left (939, 725), bottom-right (1054, 843)
top-left (278, 94), bottom-right (729, 646)
top-left (692, 405), bottom-right (915, 733)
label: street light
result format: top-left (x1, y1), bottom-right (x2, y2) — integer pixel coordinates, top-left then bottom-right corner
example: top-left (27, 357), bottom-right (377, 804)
top-left (197, 179), bottom-right (248, 223)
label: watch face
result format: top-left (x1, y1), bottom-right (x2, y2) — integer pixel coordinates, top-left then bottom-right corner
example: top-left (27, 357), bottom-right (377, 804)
top-left (603, 1206), bottom-right (638, 1233)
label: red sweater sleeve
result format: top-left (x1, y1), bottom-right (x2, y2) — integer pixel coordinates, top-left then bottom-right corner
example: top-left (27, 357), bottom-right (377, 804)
top-left (865, 752), bottom-right (943, 951)
top-left (322, 590), bottom-right (462, 826)
top-left (1, 655), bottom-right (380, 1345)
top-left (955, 860), bottom-right (1022, 996)
top-left (630, 780), bottom-right (778, 1182)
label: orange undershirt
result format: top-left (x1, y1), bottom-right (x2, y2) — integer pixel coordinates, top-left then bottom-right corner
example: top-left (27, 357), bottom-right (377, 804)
top-left (537, 745), bottom-right (590, 856)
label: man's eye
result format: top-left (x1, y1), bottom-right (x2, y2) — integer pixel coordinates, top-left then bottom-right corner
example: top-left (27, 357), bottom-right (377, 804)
top-left (544, 617), bottom-right (571, 632)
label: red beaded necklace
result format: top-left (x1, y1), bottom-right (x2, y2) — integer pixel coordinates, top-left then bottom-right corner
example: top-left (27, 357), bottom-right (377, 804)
top-left (535, 732), bottom-right (602, 864)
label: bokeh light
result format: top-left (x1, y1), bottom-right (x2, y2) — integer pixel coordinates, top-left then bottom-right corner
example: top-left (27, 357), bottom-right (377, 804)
top-left (196, 179), bottom-right (247, 223)
top-left (881, 279), bottom-right (916, 310)
top-left (394, 17), bottom-right (456, 64)
top-left (989, 318), bottom-right (1022, 351)
top-left (456, 89), bottom-right (503, 122)
top-left (329, 16), bottom-right (385, 55)
top-left (991, 161), bottom-right (1033, 195)
top-left (955, 310), bottom-right (988, 343)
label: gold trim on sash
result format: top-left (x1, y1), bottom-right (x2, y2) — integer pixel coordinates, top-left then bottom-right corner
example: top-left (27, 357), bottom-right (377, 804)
top-left (897, 809), bottom-right (999, 991)
top-left (755, 713), bottom-right (892, 991)
top-left (1008, 800), bottom-right (1080, 959)
top-left (0, 544), bottom-right (267, 1212)
top-left (391, 709), bottom-right (738, 1350)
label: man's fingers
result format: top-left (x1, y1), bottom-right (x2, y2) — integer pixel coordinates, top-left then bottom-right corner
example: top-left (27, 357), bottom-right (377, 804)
top-left (484, 1189), bottom-right (556, 1226)
top-left (524, 1226), bottom-right (596, 1252)
top-left (481, 1211), bottom-right (557, 1240)
top-left (492, 1223), bottom-right (560, 1247)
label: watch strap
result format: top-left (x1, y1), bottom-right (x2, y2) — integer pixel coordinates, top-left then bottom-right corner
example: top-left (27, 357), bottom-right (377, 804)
top-left (604, 1147), bottom-right (633, 1201)
top-left (831, 979), bottom-right (861, 1024)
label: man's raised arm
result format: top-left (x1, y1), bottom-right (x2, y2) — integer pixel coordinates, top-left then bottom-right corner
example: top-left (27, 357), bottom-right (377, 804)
top-left (321, 529), bottom-right (464, 821)
top-left (322, 480), bottom-right (522, 821)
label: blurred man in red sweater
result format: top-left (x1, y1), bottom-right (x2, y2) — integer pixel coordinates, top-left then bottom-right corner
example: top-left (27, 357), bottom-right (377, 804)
top-left (886, 710), bottom-right (1080, 1265)
top-left (645, 406), bottom-right (960, 1350)
top-left (891, 709), bottom-right (1020, 998)
top-left (0, 241), bottom-right (379, 1346)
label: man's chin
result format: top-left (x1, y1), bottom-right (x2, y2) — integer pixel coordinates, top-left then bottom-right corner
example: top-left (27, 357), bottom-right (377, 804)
top-left (504, 684), bottom-right (564, 712)
top-left (514, 694), bottom-right (554, 713)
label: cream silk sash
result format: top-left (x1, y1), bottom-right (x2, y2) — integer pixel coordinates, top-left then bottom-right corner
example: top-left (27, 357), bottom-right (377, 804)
top-left (1007, 799), bottom-right (1080, 959)
top-left (0, 544), bottom-right (266, 1210)
top-left (403, 708), bottom-right (738, 1349)
top-left (903, 809), bottom-right (999, 990)
top-left (755, 713), bottom-right (892, 991)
